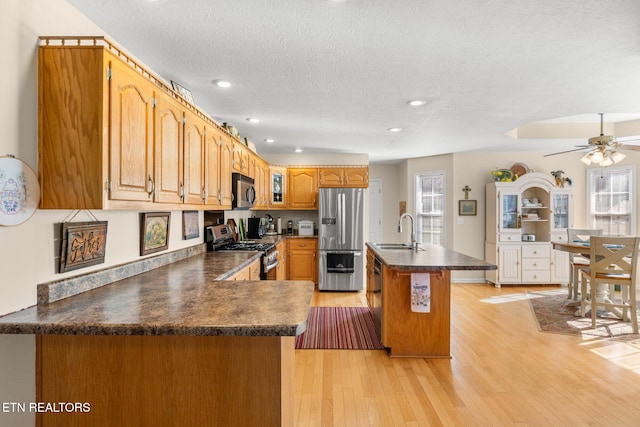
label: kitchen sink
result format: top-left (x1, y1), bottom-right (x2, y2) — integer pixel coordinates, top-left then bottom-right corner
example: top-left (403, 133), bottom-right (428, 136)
top-left (372, 242), bottom-right (420, 250)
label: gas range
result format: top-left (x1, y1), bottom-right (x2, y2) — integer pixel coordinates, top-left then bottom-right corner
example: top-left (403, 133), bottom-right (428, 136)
top-left (205, 224), bottom-right (279, 279)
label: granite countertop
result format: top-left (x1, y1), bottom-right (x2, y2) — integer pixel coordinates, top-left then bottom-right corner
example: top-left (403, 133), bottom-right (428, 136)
top-left (366, 242), bottom-right (497, 271)
top-left (0, 252), bottom-right (314, 337)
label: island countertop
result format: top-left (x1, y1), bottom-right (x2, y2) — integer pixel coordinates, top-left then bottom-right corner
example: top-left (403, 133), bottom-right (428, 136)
top-left (366, 242), bottom-right (497, 271)
top-left (0, 252), bottom-right (314, 337)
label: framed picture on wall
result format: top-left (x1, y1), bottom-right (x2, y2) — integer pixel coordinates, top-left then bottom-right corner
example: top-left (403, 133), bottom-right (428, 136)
top-left (182, 210), bottom-right (199, 240)
top-left (459, 200), bottom-right (477, 216)
top-left (140, 212), bottom-right (170, 256)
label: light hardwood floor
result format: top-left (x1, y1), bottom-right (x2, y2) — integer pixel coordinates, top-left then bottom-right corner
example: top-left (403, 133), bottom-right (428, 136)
top-left (295, 283), bottom-right (640, 426)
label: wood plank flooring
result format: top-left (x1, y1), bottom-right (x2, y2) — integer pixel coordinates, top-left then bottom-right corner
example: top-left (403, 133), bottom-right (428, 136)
top-left (294, 283), bottom-right (640, 426)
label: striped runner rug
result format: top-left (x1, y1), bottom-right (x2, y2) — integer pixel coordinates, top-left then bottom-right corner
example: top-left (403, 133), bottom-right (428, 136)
top-left (295, 307), bottom-right (384, 350)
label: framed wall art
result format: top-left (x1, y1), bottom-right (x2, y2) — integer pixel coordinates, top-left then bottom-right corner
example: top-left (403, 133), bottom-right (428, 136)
top-left (59, 221), bottom-right (108, 273)
top-left (140, 212), bottom-right (170, 256)
top-left (459, 200), bottom-right (477, 216)
top-left (182, 210), bottom-right (199, 240)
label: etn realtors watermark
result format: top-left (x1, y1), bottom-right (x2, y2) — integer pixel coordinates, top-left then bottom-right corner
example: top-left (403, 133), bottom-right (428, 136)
top-left (2, 401), bottom-right (91, 413)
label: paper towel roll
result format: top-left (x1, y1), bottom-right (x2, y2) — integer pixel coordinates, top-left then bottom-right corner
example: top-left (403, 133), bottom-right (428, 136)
top-left (277, 217), bottom-right (282, 235)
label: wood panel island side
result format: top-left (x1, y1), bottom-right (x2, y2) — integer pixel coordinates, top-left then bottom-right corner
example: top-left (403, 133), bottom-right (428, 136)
top-left (0, 251), bottom-right (314, 427)
top-left (366, 243), bottom-right (496, 358)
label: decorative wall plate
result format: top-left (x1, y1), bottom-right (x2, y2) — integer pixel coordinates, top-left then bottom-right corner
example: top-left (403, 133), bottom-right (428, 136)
top-left (0, 156), bottom-right (40, 226)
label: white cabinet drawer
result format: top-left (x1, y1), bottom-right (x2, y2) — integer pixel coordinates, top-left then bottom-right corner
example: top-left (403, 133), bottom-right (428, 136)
top-left (522, 270), bottom-right (551, 282)
top-left (522, 258), bottom-right (550, 270)
top-left (499, 234), bottom-right (521, 242)
top-left (521, 244), bottom-right (550, 258)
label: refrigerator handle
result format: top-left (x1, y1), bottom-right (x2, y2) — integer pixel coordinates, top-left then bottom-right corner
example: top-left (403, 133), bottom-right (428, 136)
top-left (337, 192), bottom-right (342, 244)
top-left (341, 193), bottom-right (346, 245)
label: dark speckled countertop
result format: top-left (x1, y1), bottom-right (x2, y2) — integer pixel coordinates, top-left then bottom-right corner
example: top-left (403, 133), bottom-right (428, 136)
top-left (366, 242), bottom-right (497, 271)
top-left (0, 251), bottom-right (314, 337)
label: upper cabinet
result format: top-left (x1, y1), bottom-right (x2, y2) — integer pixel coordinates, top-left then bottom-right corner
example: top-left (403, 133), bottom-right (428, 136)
top-left (269, 166), bottom-right (287, 208)
top-left (318, 167), bottom-right (369, 188)
top-left (38, 37), bottom-right (240, 210)
top-left (287, 168), bottom-right (318, 210)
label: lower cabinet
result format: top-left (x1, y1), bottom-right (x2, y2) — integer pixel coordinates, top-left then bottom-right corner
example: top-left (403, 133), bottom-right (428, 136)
top-left (287, 238), bottom-right (318, 284)
top-left (486, 242), bottom-right (568, 287)
top-left (229, 258), bottom-right (261, 281)
top-left (275, 240), bottom-right (287, 280)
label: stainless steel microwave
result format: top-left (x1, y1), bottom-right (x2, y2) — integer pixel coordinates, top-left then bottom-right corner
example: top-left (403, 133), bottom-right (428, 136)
top-left (232, 173), bottom-right (256, 209)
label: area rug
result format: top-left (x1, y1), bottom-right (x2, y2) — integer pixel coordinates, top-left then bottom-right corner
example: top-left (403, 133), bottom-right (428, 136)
top-left (527, 291), bottom-right (640, 343)
top-left (295, 307), bottom-right (384, 350)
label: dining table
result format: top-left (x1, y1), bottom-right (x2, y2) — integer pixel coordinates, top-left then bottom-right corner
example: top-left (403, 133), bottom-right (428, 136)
top-left (553, 241), bottom-right (626, 318)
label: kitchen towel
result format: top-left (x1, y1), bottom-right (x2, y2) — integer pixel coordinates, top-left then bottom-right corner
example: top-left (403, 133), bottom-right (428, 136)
top-left (411, 273), bottom-right (431, 313)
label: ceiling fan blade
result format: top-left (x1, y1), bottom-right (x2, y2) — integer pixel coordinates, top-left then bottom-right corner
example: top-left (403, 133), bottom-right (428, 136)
top-left (543, 147), bottom-right (590, 157)
top-left (619, 143), bottom-right (640, 152)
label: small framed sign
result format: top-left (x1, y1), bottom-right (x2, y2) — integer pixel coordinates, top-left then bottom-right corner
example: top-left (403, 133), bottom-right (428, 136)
top-left (59, 221), bottom-right (108, 273)
top-left (171, 80), bottom-right (194, 104)
top-left (140, 212), bottom-right (170, 256)
top-left (182, 210), bottom-right (199, 240)
top-left (459, 200), bottom-right (477, 216)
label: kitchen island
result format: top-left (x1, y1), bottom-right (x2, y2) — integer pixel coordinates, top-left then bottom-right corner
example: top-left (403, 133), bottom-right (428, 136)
top-left (0, 251), bottom-right (314, 427)
top-left (366, 243), bottom-right (496, 358)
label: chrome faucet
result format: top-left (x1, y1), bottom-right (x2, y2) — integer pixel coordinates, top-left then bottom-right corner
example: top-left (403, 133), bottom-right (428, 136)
top-left (398, 213), bottom-right (418, 251)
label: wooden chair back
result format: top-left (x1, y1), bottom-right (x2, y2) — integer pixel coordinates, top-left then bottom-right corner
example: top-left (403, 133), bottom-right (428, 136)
top-left (588, 236), bottom-right (639, 281)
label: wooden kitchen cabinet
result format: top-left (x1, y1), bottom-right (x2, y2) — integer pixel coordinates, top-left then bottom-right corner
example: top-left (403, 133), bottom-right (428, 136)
top-left (38, 36), bottom-right (244, 211)
top-left (39, 43), bottom-right (155, 209)
top-left (288, 238), bottom-right (318, 284)
top-left (228, 258), bottom-right (261, 281)
top-left (275, 240), bottom-right (288, 280)
top-left (287, 168), bottom-right (318, 209)
top-left (232, 140), bottom-right (250, 175)
top-left (318, 167), bottom-right (369, 188)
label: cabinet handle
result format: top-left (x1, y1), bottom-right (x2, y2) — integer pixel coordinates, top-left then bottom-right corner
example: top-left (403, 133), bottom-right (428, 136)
top-left (147, 175), bottom-right (155, 198)
top-left (180, 183), bottom-right (184, 201)
top-left (202, 186), bottom-right (207, 204)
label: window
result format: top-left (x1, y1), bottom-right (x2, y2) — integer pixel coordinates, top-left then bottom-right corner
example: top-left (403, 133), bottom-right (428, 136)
top-left (415, 171), bottom-right (445, 246)
top-left (587, 165), bottom-right (636, 236)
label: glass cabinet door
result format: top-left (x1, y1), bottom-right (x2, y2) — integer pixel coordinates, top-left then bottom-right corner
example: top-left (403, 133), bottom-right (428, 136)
top-left (500, 192), bottom-right (519, 230)
top-left (552, 193), bottom-right (569, 230)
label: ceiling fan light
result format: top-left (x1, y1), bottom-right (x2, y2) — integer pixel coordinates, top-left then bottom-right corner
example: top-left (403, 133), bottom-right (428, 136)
top-left (600, 157), bottom-right (613, 167)
top-left (611, 151), bottom-right (626, 163)
top-left (580, 153), bottom-right (592, 165)
top-left (591, 151), bottom-right (604, 163)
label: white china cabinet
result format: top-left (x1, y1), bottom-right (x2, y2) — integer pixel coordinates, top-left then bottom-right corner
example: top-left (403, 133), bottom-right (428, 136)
top-left (485, 172), bottom-right (573, 287)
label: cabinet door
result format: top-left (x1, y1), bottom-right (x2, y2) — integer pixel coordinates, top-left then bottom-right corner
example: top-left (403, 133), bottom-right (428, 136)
top-left (288, 239), bottom-right (318, 283)
top-left (498, 191), bottom-right (520, 232)
top-left (218, 134), bottom-right (234, 208)
top-left (288, 168), bottom-right (318, 209)
top-left (270, 166), bottom-right (287, 208)
top-left (498, 245), bottom-right (521, 283)
top-left (550, 249), bottom-right (570, 284)
top-left (109, 58), bottom-right (155, 202)
top-left (551, 191), bottom-right (572, 231)
top-left (275, 240), bottom-right (287, 280)
top-left (232, 141), bottom-right (249, 175)
top-left (154, 94), bottom-right (183, 204)
top-left (344, 167), bottom-right (369, 187)
top-left (183, 111), bottom-right (205, 205)
top-left (204, 126), bottom-right (221, 206)
top-left (318, 168), bottom-right (343, 187)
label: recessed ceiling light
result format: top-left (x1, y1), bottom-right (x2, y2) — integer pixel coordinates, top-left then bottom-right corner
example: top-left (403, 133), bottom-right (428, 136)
top-left (264, 138), bottom-right (275, 143)
top-left (388, 127), bottom-right (403, 132)
top-left (214, 80), bottom-right (231, 88)
top-left (246, 118), bottom-right (260, 123)
top-left (294, 148), bottom-right (303, 153)
top-left (407, 99), bottom-right (426, 107)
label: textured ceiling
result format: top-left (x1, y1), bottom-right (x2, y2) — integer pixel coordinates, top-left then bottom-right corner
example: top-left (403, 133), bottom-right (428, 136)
top-left (67, 0), bottom-right (640, 163)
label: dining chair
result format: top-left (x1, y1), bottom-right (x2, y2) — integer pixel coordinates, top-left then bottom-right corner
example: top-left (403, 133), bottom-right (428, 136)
top-left (580, 236), bottom-right (639, 333)
top-left (566, 228), bottom-right (602, 301)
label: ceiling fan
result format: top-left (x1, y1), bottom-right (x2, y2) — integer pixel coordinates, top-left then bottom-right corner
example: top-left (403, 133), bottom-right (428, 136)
top-left (544, 113), bottom-right (640, 166)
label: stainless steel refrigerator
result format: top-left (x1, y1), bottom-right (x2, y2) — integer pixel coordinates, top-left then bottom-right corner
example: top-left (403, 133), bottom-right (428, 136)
top-left (318, 188), bottom-right (364, 291)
